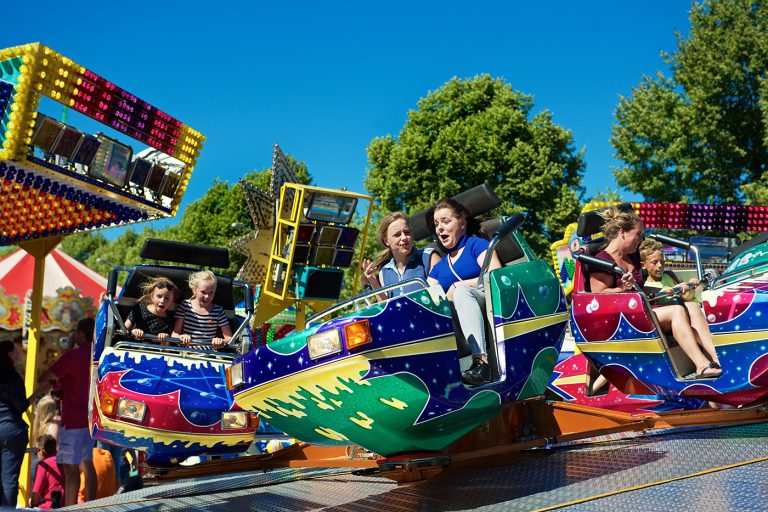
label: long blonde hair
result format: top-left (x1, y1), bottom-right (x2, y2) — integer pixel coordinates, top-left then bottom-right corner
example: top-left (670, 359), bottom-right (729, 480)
top-left (370, 212), bottom-right (409, 271)
top-left (599, 206), bottom-right (641, 241)
top-left (32, 395), bottom-right (59, 441)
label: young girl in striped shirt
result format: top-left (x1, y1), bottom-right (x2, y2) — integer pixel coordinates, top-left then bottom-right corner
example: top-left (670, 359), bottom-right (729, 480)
top-left (172, 270), bottom-right (232, 350)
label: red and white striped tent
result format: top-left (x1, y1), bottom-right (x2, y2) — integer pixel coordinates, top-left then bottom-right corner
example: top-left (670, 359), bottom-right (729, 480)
top-left (0, 248), bottom-right (107, 304)
top-left (0, 248), bottom-right (106, 333)
top-left (0, 248), bottom-right (107, 372)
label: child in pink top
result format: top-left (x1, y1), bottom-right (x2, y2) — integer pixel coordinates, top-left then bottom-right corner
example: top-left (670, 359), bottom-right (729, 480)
top-left (30, 435), bottom-right (65, 509)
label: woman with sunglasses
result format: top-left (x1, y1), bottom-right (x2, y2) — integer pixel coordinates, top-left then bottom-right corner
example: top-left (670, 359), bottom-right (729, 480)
top-left (125, 276), bottom-right (177, 345)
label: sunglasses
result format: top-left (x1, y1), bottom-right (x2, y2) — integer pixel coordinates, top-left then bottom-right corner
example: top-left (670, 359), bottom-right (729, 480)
top-left (156, 282), bottom-right (177, 291)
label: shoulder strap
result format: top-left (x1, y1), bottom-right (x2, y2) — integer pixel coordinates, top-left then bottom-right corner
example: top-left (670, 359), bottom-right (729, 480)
top-left (447, 256), bottom-right (463, 282)
top-left (38, 460), bottom-right (65, 486)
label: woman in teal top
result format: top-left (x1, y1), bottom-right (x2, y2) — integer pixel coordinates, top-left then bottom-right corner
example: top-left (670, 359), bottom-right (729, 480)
top-left (361, 212), bottom-right (440, 300)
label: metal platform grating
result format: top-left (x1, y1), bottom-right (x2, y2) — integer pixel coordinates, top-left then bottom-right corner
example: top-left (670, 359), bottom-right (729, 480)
top-left (64, 421), bottom-right (768, 511)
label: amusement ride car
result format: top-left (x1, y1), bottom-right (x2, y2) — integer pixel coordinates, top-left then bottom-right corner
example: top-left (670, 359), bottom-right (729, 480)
top-left (89, 239), bottom-right (258, 465)
top-left (568, 203), bottom-right (768, 408)
top-left (228, 184), bottom-right (570, 458)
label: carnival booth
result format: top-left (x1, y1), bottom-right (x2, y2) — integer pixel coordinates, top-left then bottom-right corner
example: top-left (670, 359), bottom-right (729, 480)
top-left (0, 247), bottom-right (106, 374)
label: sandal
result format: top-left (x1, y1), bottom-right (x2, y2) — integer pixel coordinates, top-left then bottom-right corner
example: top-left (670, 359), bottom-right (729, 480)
top-left (693, 362), bottom-right (723, 379)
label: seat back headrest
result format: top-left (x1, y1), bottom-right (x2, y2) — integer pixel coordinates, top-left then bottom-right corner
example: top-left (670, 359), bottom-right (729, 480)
top-left (480, 218), bottom-right (525, 264)
top-left (584, 237), bottom-right (607, 256)
top-left (409, 184), bottom-right (502, 242)
top-left (576, 203), bottom-right (634, 238)
top-left (140, 238), bottom-right (230, 269)
top-left (729, 231), bottom-right (768, 261)
top-left (121, 266), bottom-right (235, 310)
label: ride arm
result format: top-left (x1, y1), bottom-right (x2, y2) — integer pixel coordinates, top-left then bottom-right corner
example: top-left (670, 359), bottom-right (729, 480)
top-left (645, 233), bottom-right (703, 281)
top-left (232, 281), bottom-right (255, 353)
top-left (128, 333), bottom-right (242, 352)
top-left (479, 213), bottom-right (527, 275)
top-left (645, 275), bottom-right (712, 303)
top-left (107, 267), bottom-right (130, 335)
top-left (308, 278), bottom-right (430, 325)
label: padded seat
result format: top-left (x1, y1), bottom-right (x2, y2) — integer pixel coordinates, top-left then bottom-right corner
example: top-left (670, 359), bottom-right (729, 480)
top-left (481, 218), bottom-right (526, 265)
top-left (119, 265), bottom-right (234, 309)
top-left (117, 265), bottom-right (237, 340)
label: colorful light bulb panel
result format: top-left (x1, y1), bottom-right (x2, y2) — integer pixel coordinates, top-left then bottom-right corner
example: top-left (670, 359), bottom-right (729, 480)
top-left (585, 201), bottom-right (768, 232)
top-left (0, 162), bottom-right (142, 243)
top-left (633, 202), bottom-right (768, 232)
top-left (551, 200), bottom-right (768, 296)
top-left (0, 42), bottom-right (205, 244)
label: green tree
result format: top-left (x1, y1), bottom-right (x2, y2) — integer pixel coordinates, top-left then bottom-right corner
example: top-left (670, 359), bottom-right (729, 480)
top-left (611, 0), bottom-right (768, 204)
top-left (60, 231), bottom-right (109, 261)
top-left (589, 188), bottom-right (624, 203)
top-left (364, 75), bottom-right (585, 256)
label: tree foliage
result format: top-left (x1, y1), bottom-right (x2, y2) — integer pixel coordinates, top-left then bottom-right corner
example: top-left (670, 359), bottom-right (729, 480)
top-left (363, 75), bottom-right (585, 256)
top-left (589, 188), bottom-right (624, 203)
top-left (611, 0), bottom-right (768, 203)
top-left (61, 155), bottom-right (312, 278)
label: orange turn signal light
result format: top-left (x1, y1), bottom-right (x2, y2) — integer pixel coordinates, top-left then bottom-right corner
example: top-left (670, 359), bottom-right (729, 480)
top-left (100, 389), bottom-right (118, 418)
top-left (344, 319), bottom-right (372, 351)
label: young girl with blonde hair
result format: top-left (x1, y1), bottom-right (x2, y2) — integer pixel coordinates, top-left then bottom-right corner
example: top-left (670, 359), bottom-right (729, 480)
top-left (32, 394), bottom-right (60, 443)
top-left (360, 212), bottom-right (440, 299)
top-left (172, 270), bottom-right (232, 349)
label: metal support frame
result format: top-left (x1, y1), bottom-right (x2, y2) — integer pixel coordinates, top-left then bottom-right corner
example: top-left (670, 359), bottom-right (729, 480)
top-left (15, 236), bottom-right (62, 505)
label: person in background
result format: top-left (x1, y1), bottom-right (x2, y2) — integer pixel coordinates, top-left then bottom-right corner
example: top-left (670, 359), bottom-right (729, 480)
top-left (0, 340), bottom-right (29, 508)
top-left (360, 212), bottom-right (440, 300)
top-left (35, 318), bottom-right (97, 505)
top-left (77, 446), bottom-right (117, 503)
top-left (32, 395), bottom-right (60, 443)
top-left (30, 434), bottom-right (64, 509)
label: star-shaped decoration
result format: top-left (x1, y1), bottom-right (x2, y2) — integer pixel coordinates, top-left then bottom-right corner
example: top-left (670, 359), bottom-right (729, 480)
top-left (242, 182), bottom-right (274, 231)
top-left (231, 144), bottom-right (298, 286)
top-left (230, 229), bottom-right (272, 284)
top-left (270, 145), bottom-right (299, 199)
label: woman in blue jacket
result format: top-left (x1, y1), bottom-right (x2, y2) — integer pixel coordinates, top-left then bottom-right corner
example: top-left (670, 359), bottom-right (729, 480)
top-left (361, 212), bottom-right (440, 300)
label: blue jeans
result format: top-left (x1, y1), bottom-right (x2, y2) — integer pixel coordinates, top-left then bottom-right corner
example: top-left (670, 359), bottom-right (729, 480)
top-left (0, 423), bottom-right (28, 508)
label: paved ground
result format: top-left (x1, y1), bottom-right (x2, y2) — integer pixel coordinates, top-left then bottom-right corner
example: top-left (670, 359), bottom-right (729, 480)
top-left (58, 421), bottom-right (768, 511)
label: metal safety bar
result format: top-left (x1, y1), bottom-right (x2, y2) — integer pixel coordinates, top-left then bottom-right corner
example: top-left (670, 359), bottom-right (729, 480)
top-left (307, 278), bottom-right (431, 325)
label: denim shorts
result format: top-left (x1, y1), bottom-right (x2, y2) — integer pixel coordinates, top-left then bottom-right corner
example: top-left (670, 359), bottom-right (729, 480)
top-left (56, 427), bottom-right (93, 465)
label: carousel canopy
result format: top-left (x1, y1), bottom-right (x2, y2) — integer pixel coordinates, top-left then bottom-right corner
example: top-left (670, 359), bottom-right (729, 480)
top-left (0, 248), bottom-right (106, 304)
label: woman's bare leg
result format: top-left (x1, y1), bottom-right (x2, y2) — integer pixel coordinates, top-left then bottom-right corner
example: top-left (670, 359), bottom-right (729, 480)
top-left (654, 305), bottom-right (719, 376)
top-left (684, 302), bottom-right (720, 364)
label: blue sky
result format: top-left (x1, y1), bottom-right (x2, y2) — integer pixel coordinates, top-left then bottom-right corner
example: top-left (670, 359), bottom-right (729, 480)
top-left (2, 1), bottom-right (693, 237)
